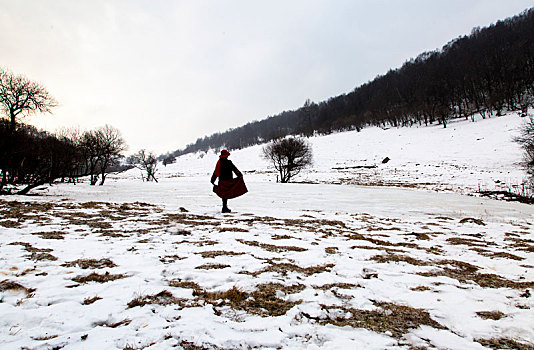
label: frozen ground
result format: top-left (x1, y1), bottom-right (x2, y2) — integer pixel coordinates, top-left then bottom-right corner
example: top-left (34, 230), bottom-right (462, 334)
top-left (1, 113), bottom-right (533, 349)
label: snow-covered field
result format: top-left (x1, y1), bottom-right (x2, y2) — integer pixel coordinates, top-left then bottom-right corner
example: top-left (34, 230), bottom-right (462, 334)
top-left (1, 113), bottom-right (534, 349)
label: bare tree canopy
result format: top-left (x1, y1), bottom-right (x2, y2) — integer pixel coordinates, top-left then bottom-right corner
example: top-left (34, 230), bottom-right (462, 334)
top-left (129, 149), bottom-right (159, 182)
top-left (81, 125), bottom-right (127, 185)
top-left (0, 67), bottom-right (57, 132)
top-left (262, 137), bottom-right (312, 183)
top-left (515, 116), bottom-right (534, 176)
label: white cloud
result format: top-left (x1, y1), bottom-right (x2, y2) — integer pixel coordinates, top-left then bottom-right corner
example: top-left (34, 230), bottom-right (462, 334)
top-left (0, 0), bottom-right (532, 154)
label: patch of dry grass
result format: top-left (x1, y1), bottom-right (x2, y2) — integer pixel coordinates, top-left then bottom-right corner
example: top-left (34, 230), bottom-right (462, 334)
top-left (411, 286), bottom-right (431, 292)
top-left (160, 255), bottom-right (186, 263)
top-left (32, 231), bottom-right (65, 239)
top-left (476, 338), bottom-right (533, 350)
top-left (312, 302), bottom-right (446, 339)
top-left (194, 283), bottom-right (304, 317)
top-left (195, 263), bottom-right (231, 270)
top-left (246, 262), bottom-right (335, 277)
top-left (219, 227), bottom-right (249, 232)
top-left (127, 290), bottom-right (190, 308)
top-left (419, 260), bottom-right (534, 289)
top-left (94, 318), bottom-right (131, 328)
top-left (0, 220), bottom-right (21, 228)
top-left (459, 218), bottom-right (486, 226)
top-left (72, 272), bottom-right (128, 284)
top-left (370, 253), bottom-right (430, 266)
top-left (0, 279), bottom-right (35, 296)
top-left (325, 247), bottom-right (339, 254)
top-left (237, 239), bottom-right (307, 253)
top-left (313, 283), bottom-right (361, 290)
top-left (62, 258), bottom-right (116, 269)
top-left (198, 250), bottom-right (245, 258)
top-left (476, 311), bottom-right (506, 320)
top-left (83, 296), bottom-right (102, 305)
top-left (168, 280), bottom-right (202, 290)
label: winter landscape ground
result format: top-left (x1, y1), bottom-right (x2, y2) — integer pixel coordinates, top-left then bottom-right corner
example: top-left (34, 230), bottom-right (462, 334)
top-left (1, 113), bottom-right (534, 349)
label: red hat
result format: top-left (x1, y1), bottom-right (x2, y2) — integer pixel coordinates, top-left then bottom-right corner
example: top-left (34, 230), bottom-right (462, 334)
top-left (219, 149), bottom-right (230, 158)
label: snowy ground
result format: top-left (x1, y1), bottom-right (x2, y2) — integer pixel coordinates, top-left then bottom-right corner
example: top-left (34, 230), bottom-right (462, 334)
top-left (1, 113), bottom-right (534, 349)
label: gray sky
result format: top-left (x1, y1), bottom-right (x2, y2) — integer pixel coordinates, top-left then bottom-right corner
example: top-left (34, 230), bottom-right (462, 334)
top-left (1, 1), bottom-right (532, 154)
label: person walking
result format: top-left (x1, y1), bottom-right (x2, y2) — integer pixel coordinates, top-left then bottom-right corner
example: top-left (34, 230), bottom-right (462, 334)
top-left (211, 149), bottom-right (248, 213)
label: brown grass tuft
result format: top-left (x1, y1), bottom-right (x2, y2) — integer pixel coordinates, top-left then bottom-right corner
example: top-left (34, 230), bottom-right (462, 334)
top-left (459, 218), bottom-right (486, 226)
top-left (94, 318), bottom-right (131, 328)
top-left (476, 311), bottom-right (506, 320)
top-left (0, 279), bottom-right (35, 296)
top-left (195, 263), bottom-right (231, 270)
top-left (72, 272), bottom-right (128, 284)
top-left (419, 259), bottom-right (534, 289)
top-left (198, 250), bottom-right (245, 258)
top-left (63, 258), bottom-right (116, 269)
top-left (476, 338), bottom-right (533, 350)
top-left (194, 283), bottom-right (304, 317)
top-left (314, 302), bottom-right (446, 338)
top-left (237, 239), bottom-right (307, 252)
top-left (127, 290), bottom-right (187, 308)
top-left (83, 296), bottom-right (102, 305)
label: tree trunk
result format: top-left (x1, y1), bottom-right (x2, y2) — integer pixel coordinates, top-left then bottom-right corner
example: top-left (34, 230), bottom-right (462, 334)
top-left (16, 181), bottom-right (45, 195)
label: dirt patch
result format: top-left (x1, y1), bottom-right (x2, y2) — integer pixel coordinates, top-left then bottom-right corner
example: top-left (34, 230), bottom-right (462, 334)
top-left (63, 258), bottom-right (116, 269)
top-left (72, 272), bottom-right (128, 284)
top-left (310, 302), bottom-right (446, 339)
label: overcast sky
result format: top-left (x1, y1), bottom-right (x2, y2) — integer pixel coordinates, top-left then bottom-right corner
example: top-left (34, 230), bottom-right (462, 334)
top-left (1, 1), bottom-right (532, 154)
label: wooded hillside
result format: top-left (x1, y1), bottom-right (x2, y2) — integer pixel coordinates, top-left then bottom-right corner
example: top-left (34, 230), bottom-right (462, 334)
top-left (166, 8), bottom-right (534, 159)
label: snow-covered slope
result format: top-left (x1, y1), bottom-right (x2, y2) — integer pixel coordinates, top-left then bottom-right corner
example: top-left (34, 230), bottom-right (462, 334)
top-left (1, 112), bottom-right (533, 350)
top-left (155, 112), bottom-right (527, 194)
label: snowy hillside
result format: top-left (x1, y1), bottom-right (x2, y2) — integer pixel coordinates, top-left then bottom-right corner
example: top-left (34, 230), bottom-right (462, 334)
top-left (1, 113), bottom-right (533, 349)
top-left (157, 113), bottom-right (527, 194)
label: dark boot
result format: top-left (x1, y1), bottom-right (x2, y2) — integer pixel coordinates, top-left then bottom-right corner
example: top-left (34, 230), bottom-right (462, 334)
top-left (222, 199), bottom-right (231, 213)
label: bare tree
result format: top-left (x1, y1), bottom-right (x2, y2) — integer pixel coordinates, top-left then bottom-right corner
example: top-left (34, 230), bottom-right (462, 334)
top-left (129, 149), bottom-right (158, 182)
top-left (80, 125), bottom-right (126, 185)
top-left (0, 67), bottom-right (57, 132)
top-left (95, 125), bottom-right (127, 185)
top-left (516, 115), bottom-right (534, 176)
top-left (262, 136), bottom-right (312, 183)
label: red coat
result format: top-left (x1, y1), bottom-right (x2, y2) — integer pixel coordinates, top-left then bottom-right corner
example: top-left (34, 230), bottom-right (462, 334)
top-left (213, 177), bottom-right (248, 199)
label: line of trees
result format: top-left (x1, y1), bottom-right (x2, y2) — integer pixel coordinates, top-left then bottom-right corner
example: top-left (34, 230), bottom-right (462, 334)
top-left (164, 7), bottom-right (534, 159)
top-left (1, 67), bottom-right (128, 194)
